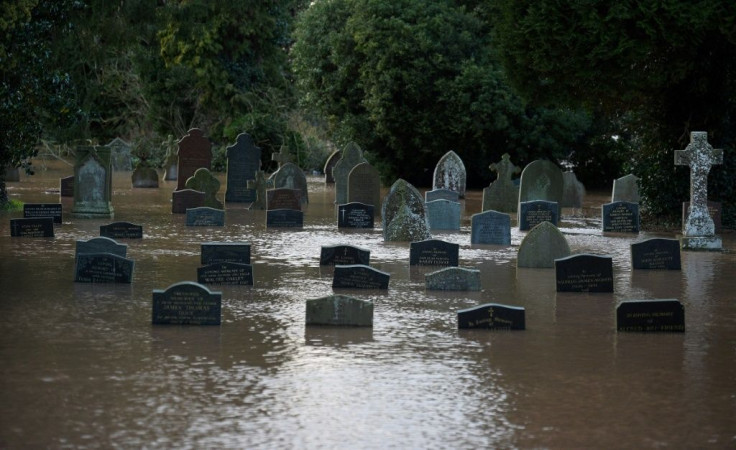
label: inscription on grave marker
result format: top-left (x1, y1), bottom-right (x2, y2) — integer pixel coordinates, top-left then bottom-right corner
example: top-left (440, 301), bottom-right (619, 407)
top-left (409, 239), bottom-right (459, 266)
top-left (337, 203), bottom-right (374, 228)
top-left (10, 218), bottom-right (54, 237)
top-left (602, 201), bottom-right (639, 233)
top-left (333, 265), bottom-right (389, 289)
top-left (74, 253), bottom-right (134, 283)
top-left (23, 204), bottom-right (62, 224)
top-left (100, 222), bottom-right (143, 239)
top-left (457, 303), bottom-right (525, 330)
top-left (152, 282), bottom-right (221, 325)
top-left (201, 242), bottom-right (251, 265)
top-left (631, 239), bottom-right (681, 270)
top-left (555, 254), bottom-right (614, 292)
top-left (617, 299), bottom-right (685, 332)
top-left (320, 245), bottom-right (370, 266)
top-left (197, 262), bottom-right (253, 285)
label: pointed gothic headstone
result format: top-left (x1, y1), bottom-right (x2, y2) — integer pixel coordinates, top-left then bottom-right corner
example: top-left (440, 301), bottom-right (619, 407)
top-left (432, 150), bottom-right (467, 198)
top-left (381, 179), bottom-right (431, 242)
top-left (483, 153), bottom-right (521, 213)
top-left (106, 137), bottom-right (132, 171)
top-left (333, 142), bottom-right (368, 205)
top-left (517, 221), bottom-right (570, 268)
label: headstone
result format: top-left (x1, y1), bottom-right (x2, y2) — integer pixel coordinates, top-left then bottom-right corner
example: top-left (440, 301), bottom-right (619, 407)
top-left (425, 267), bottom-right (481, 291)
top-left (517, 159), bottom-right (564, 213)
top-left (675, 131), bottom-right (723, 250)
top-left (425, 188), bottom-right (460, 203)
top-left (75, 236), bottom-right (127, 258)
top-left (333, 142), bottom-right (368, 205)
top-left (23, 203), bottom-right (62, 224)
top-left (271, 146), bottom-right (294, 168)
top-left (483, 153), bottom-right (521, 213)
top-left (266, 209), bottom-right (304, 228)
top-left (518, 200), bottom-right (559, 231)
top-left (306, 295), bottom-right (373, 327)
top-left (71, 145), bottom-right (114, 218)
top-left (616, 299), bottom-right (685, 332)
top-left (161, 134), bottom-right (178, 180)
top-left (457, 303), bottom-right (525, 330)
top-left (517, 221), bottom-right (571, 268)
top-left (201, 242), bottom-right (251, 265)
top-left (225, 133), bottom-right (261, 203)
top-left (611, 174), bottom-right (640, 203)
top-left (409, 239), bottom-right (459, 266)
top-left (271, 162), bottom-right (308, 205)
top-left (347, 162), bottom-right (381, 208)
top-left (602, 201), bottom-right (639, 233)
top-left (382, 179), bottom-right (431, 242)
top-left (74, 253), bottom-right (134, 283)
top-left (131, 167), bottom-right (159, 188)
top-left (172, 189), bottom-right (205, 214)
top-left (555, 254), bottom-right (614, 292)
top-left (267, 188), bottom-right (302, 211)
top-left (247, 170), bottom-right (268, 210)
top-left (682, 201), bottom-right (721, 233)
top-left (323, 149), bottom-right (342, 184)
top-left (631, 238), bottom-right (681, 270)
top-left (470, 210), bottom-right (511, 245)
top-left (337, 202), bottom-right (374, 228)
top-left (176, 128), bottom-right (212, 191)
top-left (106, 137), bottom-right (132, 171)
top-left (332, 264), bottom-right (389, 289)
top-left (60, 176), bottom-right (74, 197)
top-left (561, 171), bottom-right (585, 208)
top-left (320, 245), bottom-right (370, 266)
top-left (197, 262), bottom-right (253, 285)
top-left (9, 218), bottom-right (54, 237)
top-left (185, 168), bottom-right (222, 209)
top-left (152, 282), bottom-right (221, 325)
top-left (432, 150), bottom-right (467, 198)
top-left (5, 165), bottom-right (20, 182)
top-left (186, 207), bottom-right (225, 227)
top-left (425, 199), bottom-right (461, 231)
top-left (100, 222), bottom-right (143, 239)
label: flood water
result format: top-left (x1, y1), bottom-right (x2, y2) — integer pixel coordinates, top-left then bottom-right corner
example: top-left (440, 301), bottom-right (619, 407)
top-left (1, 160), bottom-right (735, 449)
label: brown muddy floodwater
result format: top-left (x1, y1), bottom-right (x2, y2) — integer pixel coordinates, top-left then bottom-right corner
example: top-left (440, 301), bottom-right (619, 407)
top-left (1, 159), bottom-right (735, 449)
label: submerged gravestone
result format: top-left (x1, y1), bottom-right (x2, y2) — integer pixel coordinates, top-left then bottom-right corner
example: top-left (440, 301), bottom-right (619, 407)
top-left (382, 179), bottom-right (431, 242)
top-left (10, 218), bottom-right (54, 237)
top-left (409, 239), bottom-right (459, 266)
top-left (425, 189), bottom-right (459, 203)
top-left (483, 153), bottom-right (521, 213)
top-left (555, 254), bottom-right (614, 292)
top-left (306, 295), bottom-right (373, 327)
top-left (60, 176), bottom-right (74, 197)
top-left (631, 238), bottom-right (681, 270)
top-left (562, 171), bottom-right (585, 208)
top-left (602, 201), bottom-right (639, 233)
top-left (107, 137), bottom-right (132, 171)
top-left (519, 200), bottom-right (559, 231)
top-left (611, 174), bottom-right (640, 203)
top-left (75, 236), bottom-right (127, 258)
top-left (74, 253), bottom-right (134, 283)
top-left (185, 168), bottom-right (222, 209)
top-left (172, 189), bottom-right (205, 214)
top-left (616, 299), bottom-right (685, 332)
top-left (201, 242), bottom-right (251, 265)
top-left (266, 209), bottom-right (303, 228)
top-left (23, 203), bottom-right (62, 224)
top-left (425, 267), bottom-right (481, 291)
top-left (152, 282), bottom-right (221, 325)
top-left (337, 202), bottom-right (374, 228)
top-left (675, 131), bottom-right (723, 250)
top-left (333, 265), bottom-right (389, 289)
top-left (320, 245), bottom-right (370, 266)
top-left (72, 146), bottom-right (114, 218)
top-left (333, 142), bottom-right (368, 205)
top-left (131, 167), bottom-right (159, 188)
top-left (272, 162), bottom-right (308, 205)
top-left (247, 170), bottom-right (268, 210)
top-left (517, 160), bottom-right (563, 213)
top-left (348, 162), bottom-right (381, 208)
top-left (471, 210), bottom-right (511, 245)
top-left (432, 150), bottom-right (466, 198)
top-left (176, 128), bottom-right (212, 191)
top-left (197, 262), bottom-right (253, 285)
top-left (517, 221), bottom-right (571, 268)
top-left (100, 222), bottom-right (143, 239)
top-left (425, 199), bottom-right (461, 231)
top-left (161, 134), bottom-right (178, 180)
top-left (225, 133), bottom-right (261, 203)
top-left (267, 188), bottom-right (302, 211)
top-left (457, 303), bottom-right (525, 330)
top-left (323, 149), bottom-right (342, 184)
top-left (186, 207), bottom-right (225, 227)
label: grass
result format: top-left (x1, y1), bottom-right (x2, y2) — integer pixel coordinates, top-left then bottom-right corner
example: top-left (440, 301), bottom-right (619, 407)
top-left (0, 199), bottom-right (24, 212)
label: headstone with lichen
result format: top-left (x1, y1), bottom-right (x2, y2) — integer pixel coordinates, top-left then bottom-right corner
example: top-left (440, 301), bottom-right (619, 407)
top-left (381, 179), bottom-right (431, 242)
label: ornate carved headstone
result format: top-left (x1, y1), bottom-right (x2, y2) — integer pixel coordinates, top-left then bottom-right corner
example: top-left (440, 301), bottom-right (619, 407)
top-left (176, 128), bottom-right (212, 190)
top-left (71, 145), bottom-right (114, 218)
top-left (225, 133), bottom-right (261, 203)
top-left (333, 142), bottom-right (367, 205)
top-left (271, 162), bottom-right (308, 205)
top-left (106, 137), bottom-right (132, 171)
top-left (483, 153), bottom-right (520, 213)
top-left (185, 168), bottom-right (222, 209)
top-left (348, 162), bottom-right (381, 208)
top-left (611, 174), bottom-right (640, 203)
top-left (432, 150), bottom-right (466, 198)
top-left (517, 221), bottom-right (570, 268)
top-left (381, 179), bottom-right (431, 242)
top-left (517, 160), bottom-right (564, 213)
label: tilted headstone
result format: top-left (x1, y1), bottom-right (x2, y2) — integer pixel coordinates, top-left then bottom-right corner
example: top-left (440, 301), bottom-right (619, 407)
top-left (266, 209), bottom-right (304, 228)
top-left (425, 189), bottom-right (460, 203)
top-left (517, 221), bottom-right (571, 268)
top-left (611, 174), bottom-right (640, 203)
top-left (60, 176), bottom-right (74, 197)
top-left (682, 201), bottom-right (721, 233)
top-left (323, 149), bottom-right (342, 184)
top-left (602, 201), bottom-right (639, 233)
top-left (518, 200), bottom-right (559, 231)
top-left (561, 171), bottom-right (585, 208)
top-left (675, 131), bottom-right (723, 250)
top-left (332, 264), bottom-right (389, 289)
top-left (10, 218), bottom-right (54, 237)
top-left (457, 303), bottom-right (525, 330)
top-left (172, 189), bottom-right (205, 214)
top-left (425, 267), bottom-right (481, 291)
top-left (306, 295), bottom-right (373, 327)
top-left (131, 167), bottom-right (159, 188)
top-left (152, 282), bottom-right (221, 325)
top-left (616, 299), bottom-right (685, 332)
top-left (348, 162), bottom-right (381, 208)
top-left (186, 207), bottom-right (225, 227)
top-left (23, 203), bottom-right (62, 224)
top-left (382, 178), bottom-right (431, 242)
top-left (337, 202), bottom-right (374, 228)
top-left (409, 239), bottom-right (459, 266)
top-left (176, 128), bottom-right (212, 191)
top-left (631, 238), bottom-right (681, 270)
top-left (197, 262), bottom-right (253, 285)
top-left (71, 145), bottom-right (114, 218)
top-left (432, 150), bottom-right (466, 198)
top-left (555, 254), bottom-right (614, 293)
top-left (425, 199), bottom-right (461, 231)
top-left (471, 210), bottom-right (511, 245)
top-left (517, 159), bottom-right (563, 213)
top-left (75, 236), bottom-right (127, 258)
top-left (333, 142), bottom-right (368, 205)
top-left (100, 222), bottom-right (143, 239)
top-left (201, 242), bottom-right (251, 265)
top-left (483, 153), bottom-right (521, 213)
top-left (161, 134), bottom-right (178, 180)
top-left (320, 245), bottom-right (370, 266)
top-left (74, 253), bottom-right (134, 283)
top-left (272, 162), bottom-right (308, 205)
top-left (267, 188), bottom-right (302, 211)
top-left (225, 133), bottom-right (261, 203)
top-left (185, 168), bottom-right (222, 209)
top-left (106, 137), bottom-right (132, 171)
top-left (247, 170), bottom-right (268, 210)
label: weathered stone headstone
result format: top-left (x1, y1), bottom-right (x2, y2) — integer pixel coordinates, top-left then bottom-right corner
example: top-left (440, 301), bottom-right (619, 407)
top-left (675, 131), bottom-right (723, 250)
top-left (106, 137), bottom-right (132, 171)
top-left (247, 170), bottom-right (268, 210)
top-left (483, 153), bottom-right (521, 213)
top-left (152, 282), bottom-right (221, 325)
top-left (616, 299), bottom-right (685, 332)
top-left (172, 189), bottom-right (205, 214)
top-left (76, 236), bottom-right (127, 258)
top-left (23, 203), bottom-right (62, 224)
top-left (517, 159), bottom-right (564, 213)
top-left (186, 207), bottom-right (225, 227)
top-left (323, 149), bottom-right (342, 184)
top-left (131, 167), bottom-right (159, 188)
top-left (517, 221), bottom-right (571, 268)
top-left (271, 162), bottom-right (308, 205)
top-left (161, 134), bottom-right (178, 181)
top-left (100, 222), bottom-right (143, 239)
top-left (333, 264), bottom-right (389, 289)
top-left (74, 253), bottom-right (134, 283)
top-left (347, 162), bottom-right (381, 208)
top-left (197, 262), bottom-right (253, 285)
top-left (176, 128), bottom-right (212, 191)
top-left (425, 267), bottom-right (481, 291)
top-left (602, 201), bottom-right (639, 233)
top-left (682, 201), bottom-right (721, 233)
top-left (631, 238), bottom-right (681, 270)
top-left (185, 168), bottom-right (222, 209)
top-left (5, 165), bottom-right (20, 182)
top-left (201, 242), bottom-right (251, 265)
top-left (306, 295), bottom-right (373, 327)
top-left (471, 210), bottom-right (511, 245)
top-left (225, 133), bottom-right (261, 203)
top-left (457, 303), bottom-right (525, 330)
top-left (561, 171), bottom-right (585, 208)
top-left (333, 142), bottom-right (368, 205)
top-left (337, 202), bottom-right (374, 228)
top-left (425, 189), bottom-right (460, 203)
top-left (320, 245), bottom-right (370, 266)
top-left (382, 179), bottom-right (431, 242)
top-left (432, 150), bottom-right (466, 198)
top-left (271, 146), bottom-right (294, 168)
top-left (266, 209), bottom-right (304, 228)
top-left (519, 200), bottom-right (559, 231)
top-left (72, 145), bottom-right (114, 218)
top-left (60, 176), bottom-right (74, 197)
top-left (425, 199), bottom-right (461, 231)
top-left (611, 174), bottom-right (640, 203)
top-left (10, 218), bottom-right (54, 237)
top-left (267, 188), bottom-right (302, 211)
top-left (555, 254), bottom-right (614, 292)
top-left (409, 239), bottom-right (459, 266)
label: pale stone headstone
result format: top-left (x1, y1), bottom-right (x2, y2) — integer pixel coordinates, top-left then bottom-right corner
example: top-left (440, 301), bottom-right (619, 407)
top-left (106, 137), bottom-right (132, 171)
top-left (72, 146), bottom-right (114, 218)
top-left (185, 168), bottom-right (222, 209)
top-left (176, 128), bottom-right (212, 190)
top-left (483, 153), bottom-right (521, 213)
top-left (561, 171), bottom-right (585, 208)
top-left (432, 150), bottom-right (466, 198)
top-left (247, 170), bottom-right (268, 210)
top-left (425, 267), bottom-right (481, 291)
top-left (381, 179), bottom-right (431, 242)
top-left (611, 174), bottom-right (640, 203)
top-left (471, 210), bottom-right (511, 245)
top-left (161, 135), bottom-right (178, 181)
top-left (272, 162), bottom-right (308, 205)
top-left (425, 199), bottom-right (461, 231)
top-left (347, 162), bottom-right (381, 208)
top-left (425, 188), bottom-right (459, 203)
top-left (333, 142), bottom-right (367, 205)
top-left (131, 167), bottom-right (159, 188)
top-left (271, 145), bottom-right (294, 168)
top-left (306, 295), bottom-right (373, 327)
top-left (518, 160), bottom-right (564, 213)
top-left (225, 133), bottom-right (261, 203)
top-left (682, 201), bottom-right (721, 233)
top-left (323, 149), bottom-right (342, 184)
top-left (517, 221), bottom-right (570, 268)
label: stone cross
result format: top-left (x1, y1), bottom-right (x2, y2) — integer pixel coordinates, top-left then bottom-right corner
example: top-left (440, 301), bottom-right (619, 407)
top-left (675, 131), bottom-right (723, 238)
top-left (271, 146), bottom-right (294, 168)
top-left (490, 153), bottom-right (521, 184)
top-left (247, 170), bottom-right (268, 210)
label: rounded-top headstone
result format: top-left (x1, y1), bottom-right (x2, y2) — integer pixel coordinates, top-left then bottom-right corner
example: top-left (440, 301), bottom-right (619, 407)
top-left (432, 150), bottom-right (467, 198)
top-left (517, 221), bottom-right (570, 268)
top-left (333, 142), bottom-right (368, 204)
top-left (518, 160), bottom-right (564, 211)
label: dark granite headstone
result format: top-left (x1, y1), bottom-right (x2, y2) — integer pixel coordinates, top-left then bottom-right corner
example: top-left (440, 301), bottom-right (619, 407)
top-left (10, 218), bottom-right (54, 237)
top-left (425, 188), bottom-right (460, 203)
top-left (409, 239), bottom-right (459, 266)
top-left (201, 242), bottom-right (251, 265)
top-left (75, 236), bottom-right (127, 258)
top-left (519, 200), bottom-right (559, 231)
top-left (186, 207), bottom-right (225, 226)
top-left (616, 299), bottom-right (685, 332)
top-left (320, 245), bottom-right (370, 266)
top-left (337, 202), bottom-right (374, 228)
top-left (306, 295), bottom-right (373, 326)
top-left (23, 203), bottom-right (62, 224)
top-left (332, 264), bottom-right (389, 289)
top-left (172, 189), bottom-right (205, 214)
top-left (225, 133), bottom-right (261, 203)
top-left (470, 210), bottom-right (511, 245)
top-left (602, 201), bottom-right (639, 233)
top-left (266, 209), bottom-right (304, 228)
top-left (457, 303), bottom-right (525, 330)
top-left (555, 254), bottom-right (614, 292)
top-left (347, 162), bottom-right (381, 208)
top-left (176, 128), bottom-right (212, 191)
top-left (267, 188), bottom-right (302, 211)
top-left (74, 253), bottom-right (134, 283)
top-left (425, 267), bottom-right (481, 291)
top-left (631, 238), bottom-right (681, 270)
top-left (152, 282), bottom-right (221, 325)
top-left (197, 262), bottom-right (253, 285)
top-left (100, 222), bottom-right (143, 239)
top-left (682, 201), bottom-right (722, 233)
top-left (60, 176), bottom-right (74, 197)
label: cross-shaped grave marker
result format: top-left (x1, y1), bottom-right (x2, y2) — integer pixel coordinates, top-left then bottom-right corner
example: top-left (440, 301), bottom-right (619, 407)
top-left (271, 146), bottom-right (294, 168)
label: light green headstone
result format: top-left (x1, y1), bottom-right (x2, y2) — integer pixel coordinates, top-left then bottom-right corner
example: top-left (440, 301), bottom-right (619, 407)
top-left (517, 221), bottom-right (571, 268)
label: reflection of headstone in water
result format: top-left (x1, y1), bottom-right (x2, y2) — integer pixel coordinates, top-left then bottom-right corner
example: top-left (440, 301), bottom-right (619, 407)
top-left (72, 146), bottom-right (114, 218)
